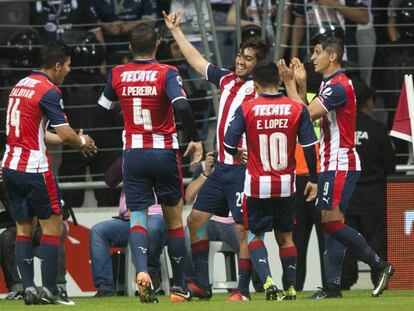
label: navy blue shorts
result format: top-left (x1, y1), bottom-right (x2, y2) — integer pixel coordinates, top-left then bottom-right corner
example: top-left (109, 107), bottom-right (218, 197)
top-left (315, 170), bottom-right (360, 214)
top-left (122, 148), bottom-right (183, 211)
top-left (243, 195), bottom-right (296, 234)
top-left (193, 163), bottom-right (245, 223)
top-left (2, 168), bottom-right (62, 221)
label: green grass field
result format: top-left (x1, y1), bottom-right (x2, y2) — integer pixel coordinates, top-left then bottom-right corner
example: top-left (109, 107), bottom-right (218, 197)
top-left (1, 291), bottom-right (414, 311)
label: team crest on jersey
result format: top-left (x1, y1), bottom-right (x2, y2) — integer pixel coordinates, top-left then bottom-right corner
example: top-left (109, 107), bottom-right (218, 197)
top-left (177, 76), bottom-right (183, 86)
top-left (245, 86), bottom-right (254, 95)
top-left (321, 87), bottom-right (332, 98)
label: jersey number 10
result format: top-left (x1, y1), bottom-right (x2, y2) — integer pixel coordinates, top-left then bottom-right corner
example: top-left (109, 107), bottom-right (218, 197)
top-left (6, 98), bottom-right (21, 137)
top-left (133, 98), bottom-right (153, 131)
top-left (259, 133), bottom-right (288, 171)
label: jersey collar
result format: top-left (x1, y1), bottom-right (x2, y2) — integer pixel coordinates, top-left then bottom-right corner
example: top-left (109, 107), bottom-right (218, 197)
top-left (323, 69), bottom-right (345, 82)
top-left (31, 70), bottom-right (52, 81)
top-left (131, 58), bottom-right (157, 64)
top-left (259, 92), bottom-right (283, 98)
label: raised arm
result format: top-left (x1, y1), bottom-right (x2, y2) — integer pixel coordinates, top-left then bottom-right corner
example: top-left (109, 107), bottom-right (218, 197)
top-left (163, 11), bottom-right (209, 77)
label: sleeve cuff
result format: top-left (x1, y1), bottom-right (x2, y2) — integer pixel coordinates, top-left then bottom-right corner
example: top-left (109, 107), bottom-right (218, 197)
top-left (98, 94), bottom-right (115, 110)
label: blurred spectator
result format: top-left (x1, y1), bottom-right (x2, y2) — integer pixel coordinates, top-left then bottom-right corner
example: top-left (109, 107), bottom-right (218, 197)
top-left (0, 28), bottom-right (42, 162)
top-left (30, 0), bottom-right (104, 44)
top-left (90, 155), bottom-right (167, 296)
top-left (210, 0), bottom-right (235, 68)
top-left (387, 0), bottom-right (405, 41)
top-left (341, 78), bottom-right (396, 290)
top-left (356, 0), bottom-right (376, 85)
top-left (293, 0), bottom-right (368, 64)
top-left (226, 0), bottom-right (293, 57)
top-left (0, 1), bottom-right (30, 45)
top-left (59, 33), bottom-right (122, 208)
top-left (90, 0), bottom-right (157, 65)
top-left (169, 0), bottom-right (217, 89)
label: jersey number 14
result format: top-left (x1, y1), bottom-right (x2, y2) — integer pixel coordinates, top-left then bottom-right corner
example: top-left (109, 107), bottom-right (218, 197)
top-left (6, 98), bottom-right (21, 137)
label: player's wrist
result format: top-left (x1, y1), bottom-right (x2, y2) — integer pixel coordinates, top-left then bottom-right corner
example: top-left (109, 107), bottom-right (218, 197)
top-left (201, 171), bottom-right (210, 179)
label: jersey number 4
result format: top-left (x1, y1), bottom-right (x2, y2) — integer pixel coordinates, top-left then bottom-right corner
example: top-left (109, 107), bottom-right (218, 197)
top-left (259, 133), bottom-right (288, 171)
top-left (6, 97), bottom-right (21, 137)
top-left (133, 98), bottom-right (152, 130)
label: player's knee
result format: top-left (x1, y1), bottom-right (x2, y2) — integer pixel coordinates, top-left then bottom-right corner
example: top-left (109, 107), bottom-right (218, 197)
top-left (275, 231), bottom-right (294, 247)
top-left (322, 220), bottom-right (345, 234)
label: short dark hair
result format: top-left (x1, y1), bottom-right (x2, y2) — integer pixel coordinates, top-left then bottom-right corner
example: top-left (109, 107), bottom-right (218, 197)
top-left (313, 32), bottom-right (344, 63)
top-left (239, 37), bottom-right (269, 62)
top-left (252, 61), bottom-right (280, 88)
top-left (129, 23), bottom-right (157, 55)
top-left (39, 42), bottom-right (71, 69)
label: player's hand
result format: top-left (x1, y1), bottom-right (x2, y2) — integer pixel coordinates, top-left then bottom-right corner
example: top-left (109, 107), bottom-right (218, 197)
top-left (204, 151), bottom-right (217, 175)
top-left (234, 148), bottom-right (248, 164)
top-left (163, 10), bottom-right (182, 31)
top-left (277, 59), bottom-right (295, 84)
top-left (304, 181), bottom-right (317, 202)
top-left (79, 129), bottom-right (98, 157)
top-left (291, 57), bottom-right (307, 84)
top-left (184, 141), bottom-right (203, 165)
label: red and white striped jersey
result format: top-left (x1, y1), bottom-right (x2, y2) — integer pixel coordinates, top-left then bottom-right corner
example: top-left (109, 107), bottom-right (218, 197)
top-left (224, 94), bottom-right (318, 198)
top-left (2, 71), bottom-right (68, 173)
top-left (314, 70), bottom-right (361, 171)
top-left (99, 59), bottom-right (186, 150)
top-left (206, 64), bottom-right (256, 165)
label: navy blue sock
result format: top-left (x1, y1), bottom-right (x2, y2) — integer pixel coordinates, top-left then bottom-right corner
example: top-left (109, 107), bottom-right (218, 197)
top-left (324, 234), bottom-right (346, 286)
top-left (129, 226), bottom-right (148, 273)
top-left (279, 246), bottom-right (297, 290)
top-left (248, 240), bottom-right (271, 284)
top-left (39, 234), bottom-right (60, 295)
top-left (324, 221), bottom-right (381, 269)
top-left (15, 235), bottom-right (35, 289)
top-left (191, 239), bottom-right (210, 289)
top-left (167, 227), bottom-right (187, 288)
top-left (237, 258), bottom-right (252, 295)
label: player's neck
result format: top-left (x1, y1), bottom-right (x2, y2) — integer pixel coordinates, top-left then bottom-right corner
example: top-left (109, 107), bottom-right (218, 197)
top-left (134, 53), bottom-right (156, 60)
top-left (39, 69), bottom-right (56, 84)
top-left (322, 64), bottom-right (342, 79)
top-left (257, 86), bottom-right (279, 95)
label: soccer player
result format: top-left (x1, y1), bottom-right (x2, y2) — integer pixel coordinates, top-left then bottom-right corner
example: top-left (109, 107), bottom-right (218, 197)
top-left (224, 61), bottom-right (318, 300)
top-left (1, 42), bottom-right (97, 305)
top-left (164, 10), bottom-right (268, 301)
top-left (98, 23), bottom-right (203, 303)
top-left (278, 32), bottom-right (394, 298)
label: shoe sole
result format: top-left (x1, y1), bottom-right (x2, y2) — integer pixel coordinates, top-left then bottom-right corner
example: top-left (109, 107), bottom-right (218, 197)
top-left (372, 265), bottom-right (395, 297)
top-left (170, 294), bottom-right (190, 303)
